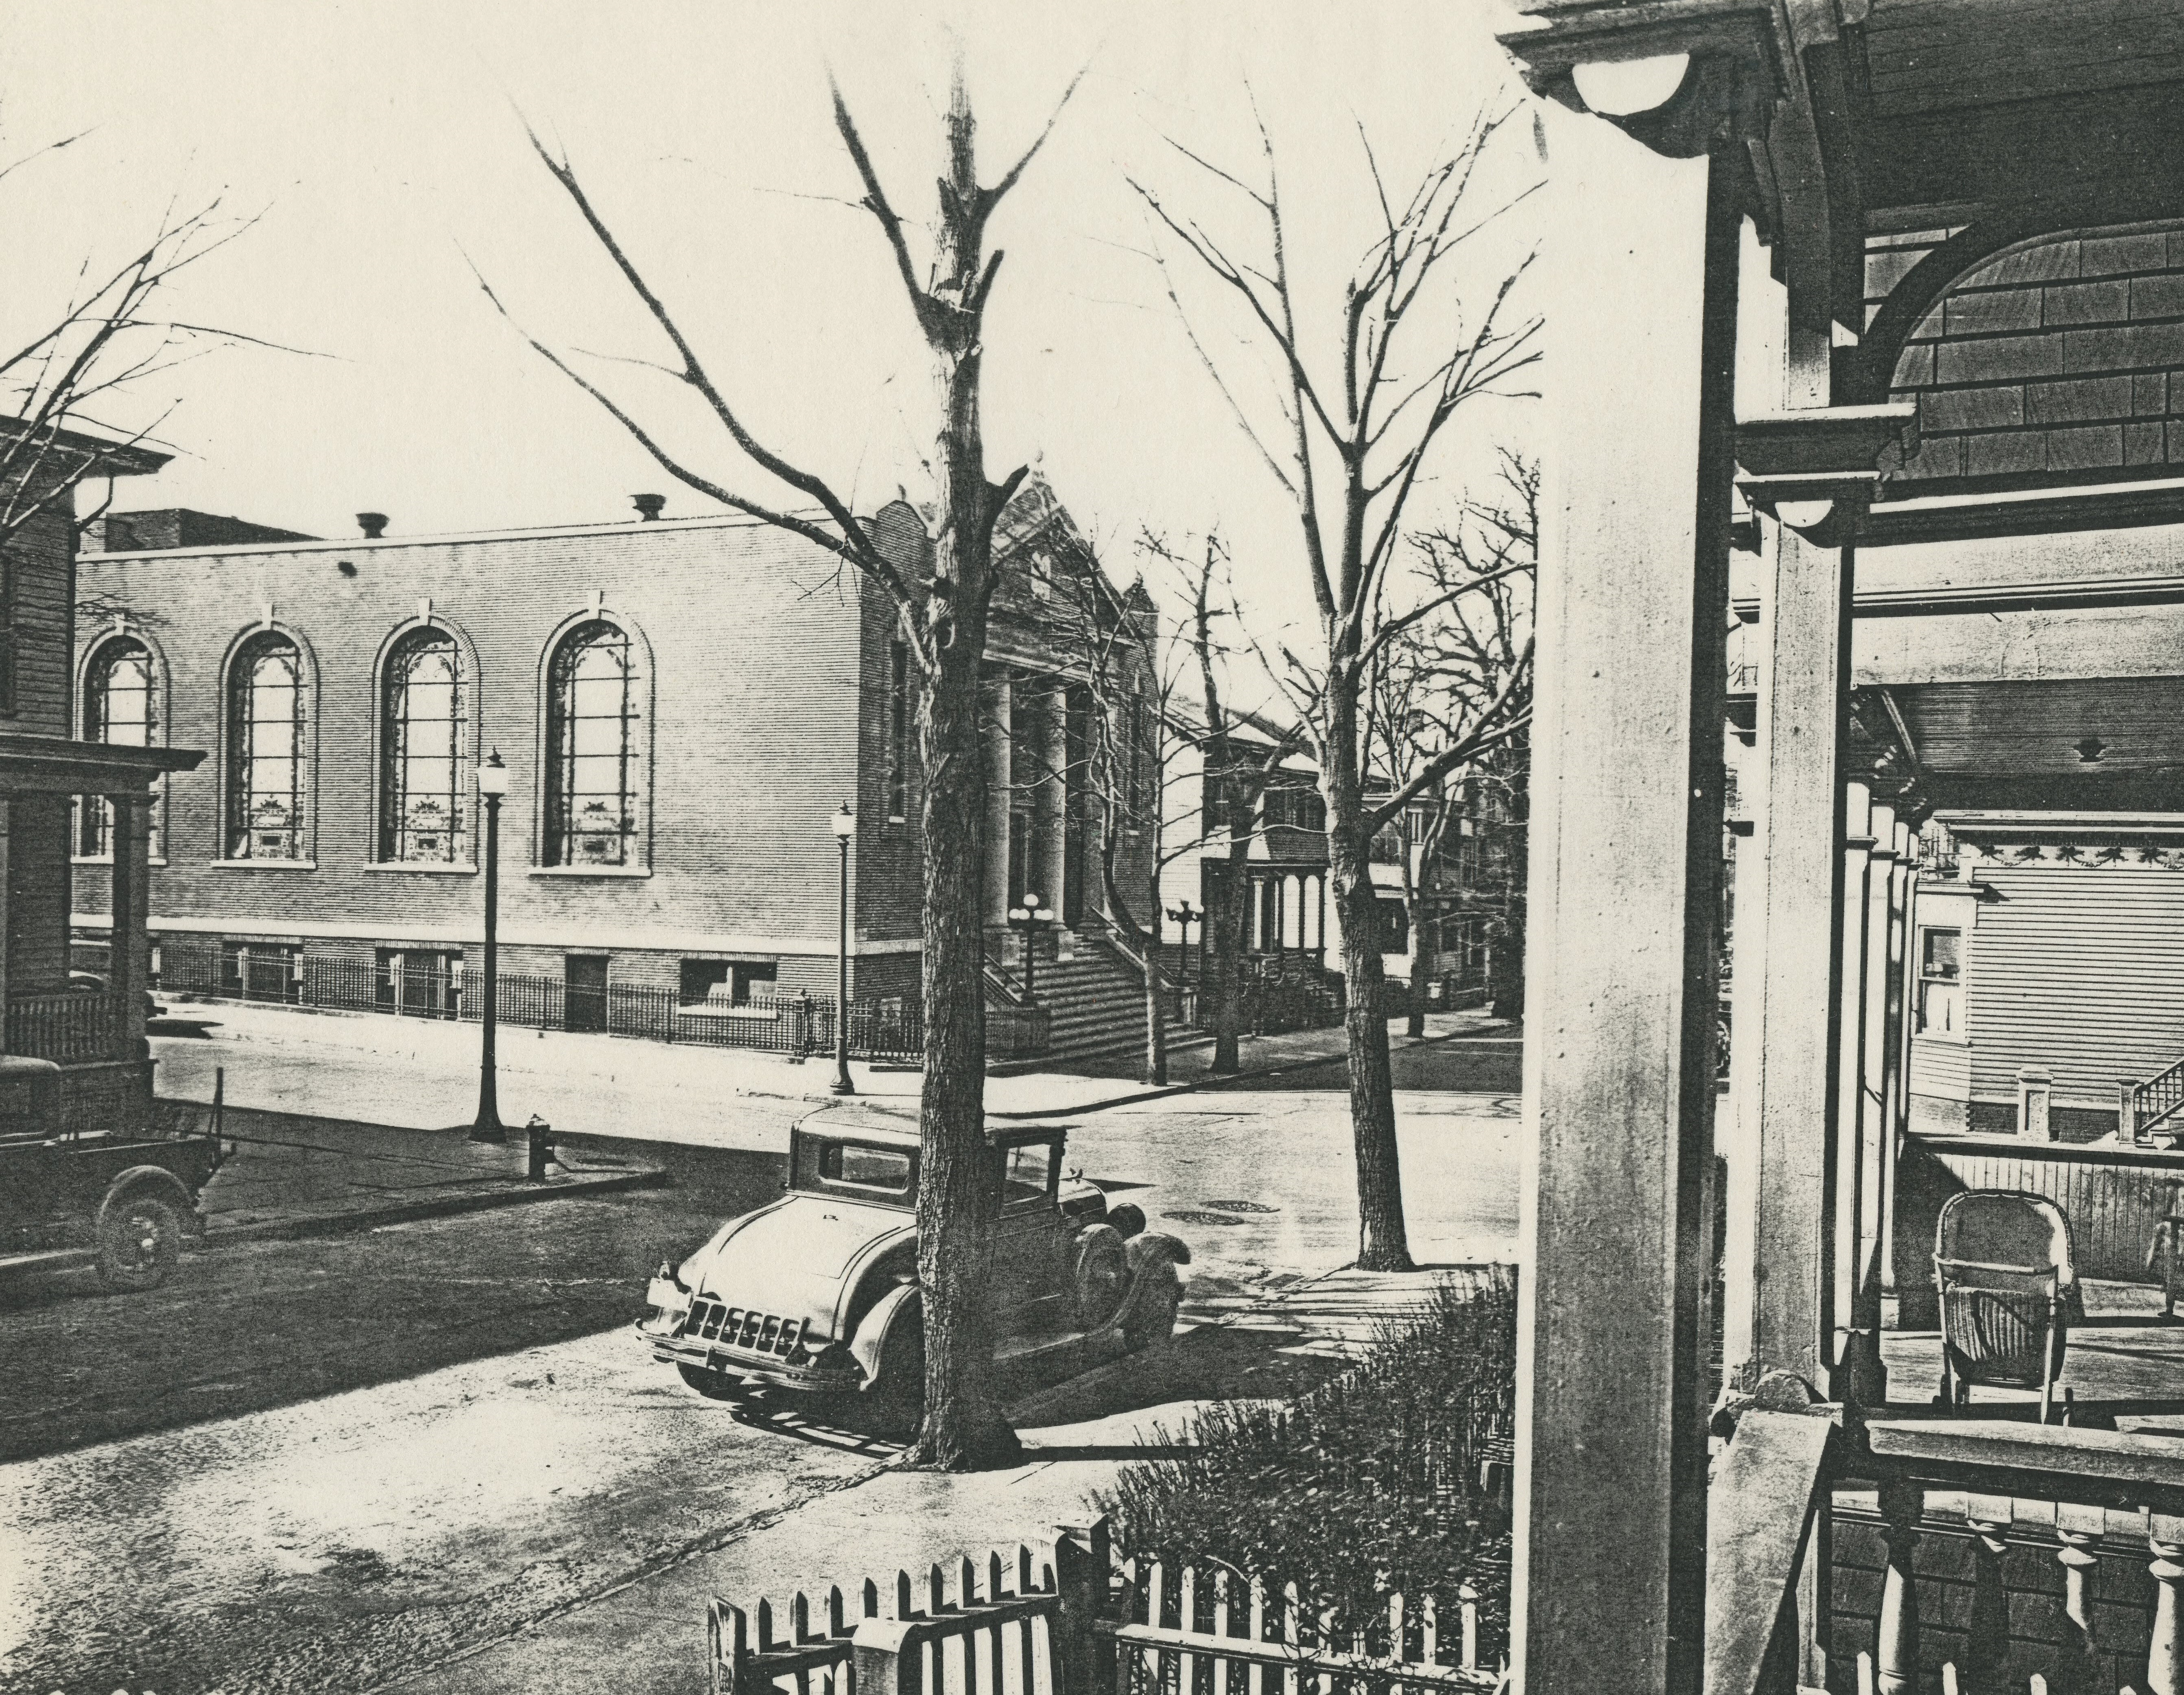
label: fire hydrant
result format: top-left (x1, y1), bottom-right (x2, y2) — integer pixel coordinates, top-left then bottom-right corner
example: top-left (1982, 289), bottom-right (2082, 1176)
top-left (526, 1114), bottom-right (556, 1181)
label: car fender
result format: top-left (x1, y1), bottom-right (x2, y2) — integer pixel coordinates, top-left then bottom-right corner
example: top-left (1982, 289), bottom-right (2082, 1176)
top-left (848, 1280), bottom-right (921, 1392)
top-left (1124, 1231), bottom-right (1191, 1272)
top-left (97, 1166), bottom-right (197, 1233)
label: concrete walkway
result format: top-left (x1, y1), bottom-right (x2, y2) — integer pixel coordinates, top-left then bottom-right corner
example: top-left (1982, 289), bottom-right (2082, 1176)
top-left (381, 1261), bottom-right (1502, 1695)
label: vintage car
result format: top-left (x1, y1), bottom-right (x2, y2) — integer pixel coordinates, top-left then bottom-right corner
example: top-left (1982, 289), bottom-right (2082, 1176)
top-left (637, 1106), bottom-right (1190, 1416)
top-left (0, 1058), bottom-right (226, 1292)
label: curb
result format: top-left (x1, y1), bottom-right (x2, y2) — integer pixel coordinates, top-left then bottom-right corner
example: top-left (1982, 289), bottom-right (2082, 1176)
top-left (987, 1022), bottom-right (1515, 1121)
top-left (199, 1167), bottom-right (667, 1250)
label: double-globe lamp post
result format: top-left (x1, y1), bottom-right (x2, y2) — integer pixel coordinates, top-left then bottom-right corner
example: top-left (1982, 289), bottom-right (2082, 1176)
top-left (468, 750), bottom-right (511, 1143)
top-left (830, 803), bottom-right (856, 1096)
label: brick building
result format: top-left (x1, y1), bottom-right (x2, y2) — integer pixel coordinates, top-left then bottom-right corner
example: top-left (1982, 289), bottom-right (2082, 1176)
top-left (71, 475), bottom-right (1158, 1054)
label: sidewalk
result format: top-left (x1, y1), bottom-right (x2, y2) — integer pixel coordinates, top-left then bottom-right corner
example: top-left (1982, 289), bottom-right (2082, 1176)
top-left (149, 999), bottom-right (1513, 1148)
top-left (383, 1261), bottom-right (1501, 1695)
top-left (194, 1105), bottom-right (662, 1247)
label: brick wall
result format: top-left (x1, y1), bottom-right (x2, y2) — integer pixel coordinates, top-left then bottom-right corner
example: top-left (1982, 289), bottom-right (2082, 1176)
top-left (1832, 1503), bottom-right (2156, 1693)
top-left (77, 487), bottom-right (1152, 1015)
top-left (1869, 222), bottom-right (2184, 493)
top-left (78, 514), bottom-right (871, 958)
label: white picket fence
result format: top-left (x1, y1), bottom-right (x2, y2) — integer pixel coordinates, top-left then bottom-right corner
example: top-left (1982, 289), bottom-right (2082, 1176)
top-left (1101, 1555), bottom-right (1503, 1695)
top-left (705, 1522), bottom-right (1505, 1695)
top-left (1857, 1652), bottom-right (2161, 1695)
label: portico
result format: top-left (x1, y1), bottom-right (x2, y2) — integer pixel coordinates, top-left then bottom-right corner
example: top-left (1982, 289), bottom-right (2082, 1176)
top-left (1498, 2), bottom-right (2184, 1691)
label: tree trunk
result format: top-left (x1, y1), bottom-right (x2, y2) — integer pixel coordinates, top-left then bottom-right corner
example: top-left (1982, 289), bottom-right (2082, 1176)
top-left (904, 79), bottom-right (1020, 1473)
top-left (1400, 842), bottom-right (1427, 1041)
top-left (1323, 694), bottom-right (1414, 1272)
top-left (1206, 842), bottom-right (1250, 1073)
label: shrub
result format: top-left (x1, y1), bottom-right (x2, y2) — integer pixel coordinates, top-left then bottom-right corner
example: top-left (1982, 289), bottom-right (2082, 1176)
top-left (1094, 1267), bottom-right (1516, 1660)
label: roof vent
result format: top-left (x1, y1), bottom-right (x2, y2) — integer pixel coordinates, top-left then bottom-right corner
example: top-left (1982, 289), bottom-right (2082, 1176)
top-left (357, 512), bottom-right (388, 540)
top-left (633, 493), bottom-right (666, 521)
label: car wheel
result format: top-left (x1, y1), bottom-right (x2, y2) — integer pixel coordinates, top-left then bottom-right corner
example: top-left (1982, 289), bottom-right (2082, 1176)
top-left (1072, 1226), bottom-right (1130, 1330)
top-left (1120, 1271), bottom-right (1182, 1353)
top-left (96, 1193), bottom-right (183, 1292)
top-left (677, 1363), bottom-right (749, 1402)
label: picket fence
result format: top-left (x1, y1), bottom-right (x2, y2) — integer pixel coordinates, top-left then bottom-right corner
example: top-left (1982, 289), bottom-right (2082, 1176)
top-left (707, 1520), bottom-right (1504, 1695)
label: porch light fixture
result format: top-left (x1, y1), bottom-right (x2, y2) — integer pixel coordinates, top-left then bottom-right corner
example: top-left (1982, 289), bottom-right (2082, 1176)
top-left (1570, 53), bottom-right (1690, 117)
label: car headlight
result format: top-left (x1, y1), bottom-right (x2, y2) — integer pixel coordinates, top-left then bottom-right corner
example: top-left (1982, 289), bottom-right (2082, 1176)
top-left (646, 1261), bottom-right (693, 1319)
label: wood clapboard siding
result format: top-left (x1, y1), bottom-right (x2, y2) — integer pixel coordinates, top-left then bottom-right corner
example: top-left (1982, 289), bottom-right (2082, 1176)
top-left (1909, 1134), bottom-right (2184, 1285)
top-left (1966, 862), bottom-right (2184, 1104)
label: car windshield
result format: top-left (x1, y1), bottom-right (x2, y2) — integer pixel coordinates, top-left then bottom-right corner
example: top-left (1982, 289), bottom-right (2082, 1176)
top-left (810, 1140), bottom-right (914, 1197)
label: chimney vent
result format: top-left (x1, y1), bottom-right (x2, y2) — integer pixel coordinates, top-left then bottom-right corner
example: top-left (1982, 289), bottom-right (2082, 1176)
top-left (633, 493), bottom-right (666, 521)
top-left (357, 512), bottom-right (388, 539)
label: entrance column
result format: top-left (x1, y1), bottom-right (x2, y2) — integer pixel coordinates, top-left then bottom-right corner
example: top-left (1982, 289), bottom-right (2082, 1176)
top-left (1852, 798), bottom-right (1898, 1392)
top-left (1489, 41), bottom-right (1771, 1695)
top-left (1726, 404), bottom-right (1911, 1416)
top-left (109, 794), bottom-right (151, 1062)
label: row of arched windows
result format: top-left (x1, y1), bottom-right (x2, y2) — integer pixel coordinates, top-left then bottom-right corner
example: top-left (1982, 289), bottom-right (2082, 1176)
top-left (80, 618), bottom-right (647, 869)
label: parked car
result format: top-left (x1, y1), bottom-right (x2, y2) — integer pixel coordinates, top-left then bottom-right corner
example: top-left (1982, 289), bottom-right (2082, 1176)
top-left (0, 1058), bottom-right (224, 1291)
top-left (637, 1106), bottom-right (1190, 1420)
top-left (68, 970), bottom-right (166, 1023)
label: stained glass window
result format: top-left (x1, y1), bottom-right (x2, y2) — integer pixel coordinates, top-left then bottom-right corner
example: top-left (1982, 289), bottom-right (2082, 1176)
top-left (545, 620), bottom-right (641, 867)
top-left (227, 633), bottom-right (307, 860)
top-left (380, 628), bottom-right (467, 863)
top-left (81, 636), bottom-right (160, 857)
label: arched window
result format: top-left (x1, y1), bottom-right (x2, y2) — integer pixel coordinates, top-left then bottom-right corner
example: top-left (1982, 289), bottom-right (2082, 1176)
top-left (81, 635), bottom-right (160, 857)
top-left (227, 632), bottom-right (308, 860)
top-left (380, 628), bottom-right (469, 863)
top-left (544, 619), bottom-right (642, 867)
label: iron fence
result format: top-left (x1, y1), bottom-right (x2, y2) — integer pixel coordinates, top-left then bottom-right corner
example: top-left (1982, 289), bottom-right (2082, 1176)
top-left (149, 943), bottom-right (924, 1063)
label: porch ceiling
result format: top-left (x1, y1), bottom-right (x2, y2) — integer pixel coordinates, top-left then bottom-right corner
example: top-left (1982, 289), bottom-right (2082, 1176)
top-left (1865, 0), bottom-right (2184, 120)
top-left (1871, 675), bottom-right (2184, 810)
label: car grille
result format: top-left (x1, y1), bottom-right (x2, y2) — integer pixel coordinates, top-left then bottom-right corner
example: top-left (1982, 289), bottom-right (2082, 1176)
top-left (683, 1297), bottom-right (811, 1359)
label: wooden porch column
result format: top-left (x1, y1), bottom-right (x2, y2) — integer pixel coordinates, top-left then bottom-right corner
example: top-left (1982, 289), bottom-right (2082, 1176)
top-left (1879, 818), bottom-right (1919, 1322)
top-left (1508, 89), bottom-right (1739, 1695)
top-left (1731, 399), bottom-right (1915, 1404)
top-left (1834, 780), bottom-right (1881, 1399)
top-left (109, 794), bottom-right (149, 1061)
top-left (1853, 801), bottom-right (1898, 1370)
top-left (1740, 520), bottom-right (1854, 1395)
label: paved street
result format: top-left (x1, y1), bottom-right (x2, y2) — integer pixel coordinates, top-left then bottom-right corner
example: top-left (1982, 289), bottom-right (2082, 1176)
top-left (1, 1014), bottom-right (1520, 1695)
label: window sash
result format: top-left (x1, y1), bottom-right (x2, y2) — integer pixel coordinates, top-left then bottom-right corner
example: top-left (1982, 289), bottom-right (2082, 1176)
top-left (228, 639), bottom-right (307, 860)
top-left (546, 621), bottom-right (640, 866)
top-left (382, 633), bottom-right (468, 863)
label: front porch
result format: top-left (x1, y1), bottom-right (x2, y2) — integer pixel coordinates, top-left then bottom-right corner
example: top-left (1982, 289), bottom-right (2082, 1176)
top-left (0, 731), bottom-right (204, 1134)
top-left (1496, 1), bottom-right (2184, 1691)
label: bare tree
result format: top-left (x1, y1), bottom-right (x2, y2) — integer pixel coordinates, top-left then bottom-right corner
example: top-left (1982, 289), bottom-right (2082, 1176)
top-left (1409, 453), bottom-right (1537, 1027)
top-left (0, 172), bottom-right (249, 543)
top-left (487, 64), bottom-right (1077, 1469)
top-left (1138, 530), bottom-right (1310, 1075)
top-left (1136, 109), bottom-right (1539, 1269)
top-left (1369, 450), bottom-right (1537, 1038)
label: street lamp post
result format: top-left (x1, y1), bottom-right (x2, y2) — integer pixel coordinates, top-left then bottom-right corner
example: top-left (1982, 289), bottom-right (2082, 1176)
top-left (1165, 899), bottom-right (1200, 1012)
top-left (469, 750), bottom-right (511, 1143)
top-left (830, 803), bottom-right (856, 1096)
top-left (1008, 893), bottom-right (1055, 1003)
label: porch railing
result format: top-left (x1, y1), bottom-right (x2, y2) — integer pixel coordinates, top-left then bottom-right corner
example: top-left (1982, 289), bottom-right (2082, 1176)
top-left (2133, 1056), bottom-right (2184, 1142)
top-left (7, 990), bottom-right (122, 1065)
top-left (1711, 1396), bottom-right (2184, 1695)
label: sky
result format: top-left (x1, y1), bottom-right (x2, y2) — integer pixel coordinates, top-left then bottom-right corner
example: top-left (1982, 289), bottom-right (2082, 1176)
top-left (0, 0), bottom-right (1543, 667)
